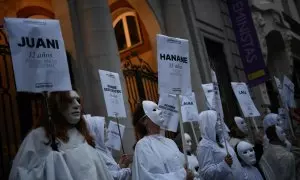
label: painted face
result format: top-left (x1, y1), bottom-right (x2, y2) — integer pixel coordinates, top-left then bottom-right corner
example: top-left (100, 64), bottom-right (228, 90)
top-left (234, 117), bottom-right (248, 134)
top-left (275, 126), bottom-right (287, 142)
top-left (237, 141), bottom-right (256, 166)
top-left (184, 133), bottom-right (192, 152)
top-left (62, 91), bottom-right (81, 125)
top-left (142, 101), bottom-right (163, 127)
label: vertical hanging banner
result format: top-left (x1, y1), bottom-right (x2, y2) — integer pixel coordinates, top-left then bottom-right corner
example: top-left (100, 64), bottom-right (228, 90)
top-left (231, 82), bottom-right (260, 117)
top-left (99, 70), bottom-right (127, 118)
top-left (157, 34), bottom-right (192, 95)
top-left (4, 18), bottom-right (72, 92)
top-left (180, 92), bottom-right (199, 122)
top-left (158, 93), bottom-right (180, 132)
top-left (227, 0), bottom-right (268, 87)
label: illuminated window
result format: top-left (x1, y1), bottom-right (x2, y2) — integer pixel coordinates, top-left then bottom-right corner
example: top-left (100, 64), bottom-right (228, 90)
top-left (113, 11), bottom-right (142, 52)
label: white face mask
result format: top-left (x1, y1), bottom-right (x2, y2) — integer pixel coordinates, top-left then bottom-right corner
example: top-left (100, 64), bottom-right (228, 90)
top-left (234, 117), bottom-right (248, 134)
top-left (275, 126), bottom-right (287, 142)
top-left (62, 91), bottom-right (81, 125)
top-left (276, 116), bottom-right (284, 129)
top-left (142, 101), bottom-right (163, 126)
top-left (184, 133), bottom-right (192, 152)
top-left (237, 141), bottom-right (256, 166)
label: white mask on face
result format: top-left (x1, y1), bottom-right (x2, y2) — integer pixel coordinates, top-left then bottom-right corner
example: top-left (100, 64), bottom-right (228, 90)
top-left (237, 141), bottom-right (256, 166)
top-left (275, 126), bottom-right (287, 142)
top-left (142, 101), bottom-right (163, 127)
top-left (276, 116), bottom-right (284, 129)
top-left (234, 117), bottom-right (248, 134)
top-left (62, 91), bottom-right (81, 125)
top-left (184, 133), bottom-right (192, 152)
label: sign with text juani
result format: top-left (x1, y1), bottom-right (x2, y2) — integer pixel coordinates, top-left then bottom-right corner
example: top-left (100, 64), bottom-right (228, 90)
top-left (227, 0), bottom-right (268, 87)
top-left (4, 18), bottom-right (71, 92)
top-left (156, 34), bottom-right (191, 95)
top-left (99, 70), bottom-right (127, 118)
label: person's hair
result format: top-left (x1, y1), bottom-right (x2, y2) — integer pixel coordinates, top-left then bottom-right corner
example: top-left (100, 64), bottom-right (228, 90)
top-left (266, 125), bottom-right (280, 143)
top-left (34, 91), bottom-right (95, 148)
top-left (132, 103), bottom-right (148, 143)
top-left (229, 126), bottom-right (247, 139)
top-left (234, 143), bottom-right (243, 163)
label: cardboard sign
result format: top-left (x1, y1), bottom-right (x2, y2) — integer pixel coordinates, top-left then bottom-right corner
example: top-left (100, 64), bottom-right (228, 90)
top-left (201, 83), bottom-right (224, 120)
top-left (158, 93), bottom-right (179, 132)
top-left (231, 82), bottom-right (260, 117)
top-left (180, 93), bottom-right (199, 122)
top-left (4, 18), bottom-right (71, 92)
top-left (106, 121), bottom-right (125, 151)
top-left (157, 34), bottom-right (191, 95)
top-left (99, 70), bottom-right (127, 118)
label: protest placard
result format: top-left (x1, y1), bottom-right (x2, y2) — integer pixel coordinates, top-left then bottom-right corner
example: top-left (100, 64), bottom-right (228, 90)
top-left (99, 70), bottom-right (126, 118)
top-left (157, 34), bottom-right (191, 95)
top-left (106, 121), bottom-right (125, 151)
top-left (158, 93), bottom-right (179, 132)
top-left (180, 93), bottom-right (199, 122)
top-left (4, 18), bottom-right (71, 92)
top-left (231, 82), bottom-right (260, 117)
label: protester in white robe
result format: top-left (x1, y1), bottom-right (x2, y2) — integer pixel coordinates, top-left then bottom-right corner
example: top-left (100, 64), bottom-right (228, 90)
top-left (259, 124), bottom-right (296, 180)
top-left (131, 101), bottom-right (194, 180)
top-left (9, 90), bottom-right (113, 180)
top-left (175, 133), bottom-right (202, 179)
top-left (263, 113), bottom-right (291, 151)
top-left (85, 116), bottom-right (132, 180)
top-left (197, 110), bottom-right (244, 180)
top-left (235, 141), bottom-right (263, 180)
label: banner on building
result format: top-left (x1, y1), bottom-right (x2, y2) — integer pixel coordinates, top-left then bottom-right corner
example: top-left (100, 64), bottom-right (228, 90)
top-left (106, 121), bottom-right (125, 151)
top-left (231, 82), bottom-right (260, 117)
top-left (157, 34), bottom-right (191, 95)
top-left (158, 93), bottom-right (180, 132)
top-left (180, 92), bottom-right (199, 122)
top-left (227, 0), bottom-right (268, 87)
top-left (99, 70), bottom-right (127, 118)
top-left (4, 18), bottom-right (72, 92)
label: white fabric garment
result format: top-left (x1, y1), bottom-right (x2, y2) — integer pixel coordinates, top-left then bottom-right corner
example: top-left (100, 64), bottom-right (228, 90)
top-left (187, 154), bottom-right (202, 180)
top-left (259, 144), bottom-right (296, 180)
top-left (85, 117), bottom-right (131, 180)
top-left (9, 127), bottom-right (113, 180)
top-left (132, 134), bottom-right (186, 180)
top-left (197, 110), bottom-right (244, 180)
top-left (240, 166), bottom-right (263, 180)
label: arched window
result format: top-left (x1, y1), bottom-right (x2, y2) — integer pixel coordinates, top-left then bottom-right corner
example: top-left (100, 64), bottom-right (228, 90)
top-left (113, 11), bottom-right (142, 52)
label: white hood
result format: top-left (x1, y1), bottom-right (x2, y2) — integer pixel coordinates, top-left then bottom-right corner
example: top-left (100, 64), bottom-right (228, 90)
top-left (85, 116), bottom-right (106, 152)
top-left (198, 110), bottom-right (218, 142)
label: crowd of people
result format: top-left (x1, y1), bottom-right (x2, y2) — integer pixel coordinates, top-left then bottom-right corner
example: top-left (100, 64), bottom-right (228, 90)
top-left (8, 90), bottom-right (299, 180)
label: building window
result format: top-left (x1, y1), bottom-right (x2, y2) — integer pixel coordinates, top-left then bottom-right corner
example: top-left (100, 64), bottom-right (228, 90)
top-left (113, 11), bottom-right (142, 52)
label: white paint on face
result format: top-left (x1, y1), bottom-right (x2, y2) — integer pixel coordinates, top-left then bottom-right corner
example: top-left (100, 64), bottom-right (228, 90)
top-left (62, 90), bottom-right (81, 125)
top-left (237, 141), bottom-right (256, 166)
top-left (234, 117), bottom-right (248, 134)
top-left (184, 133), bottom-right (192, 152)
